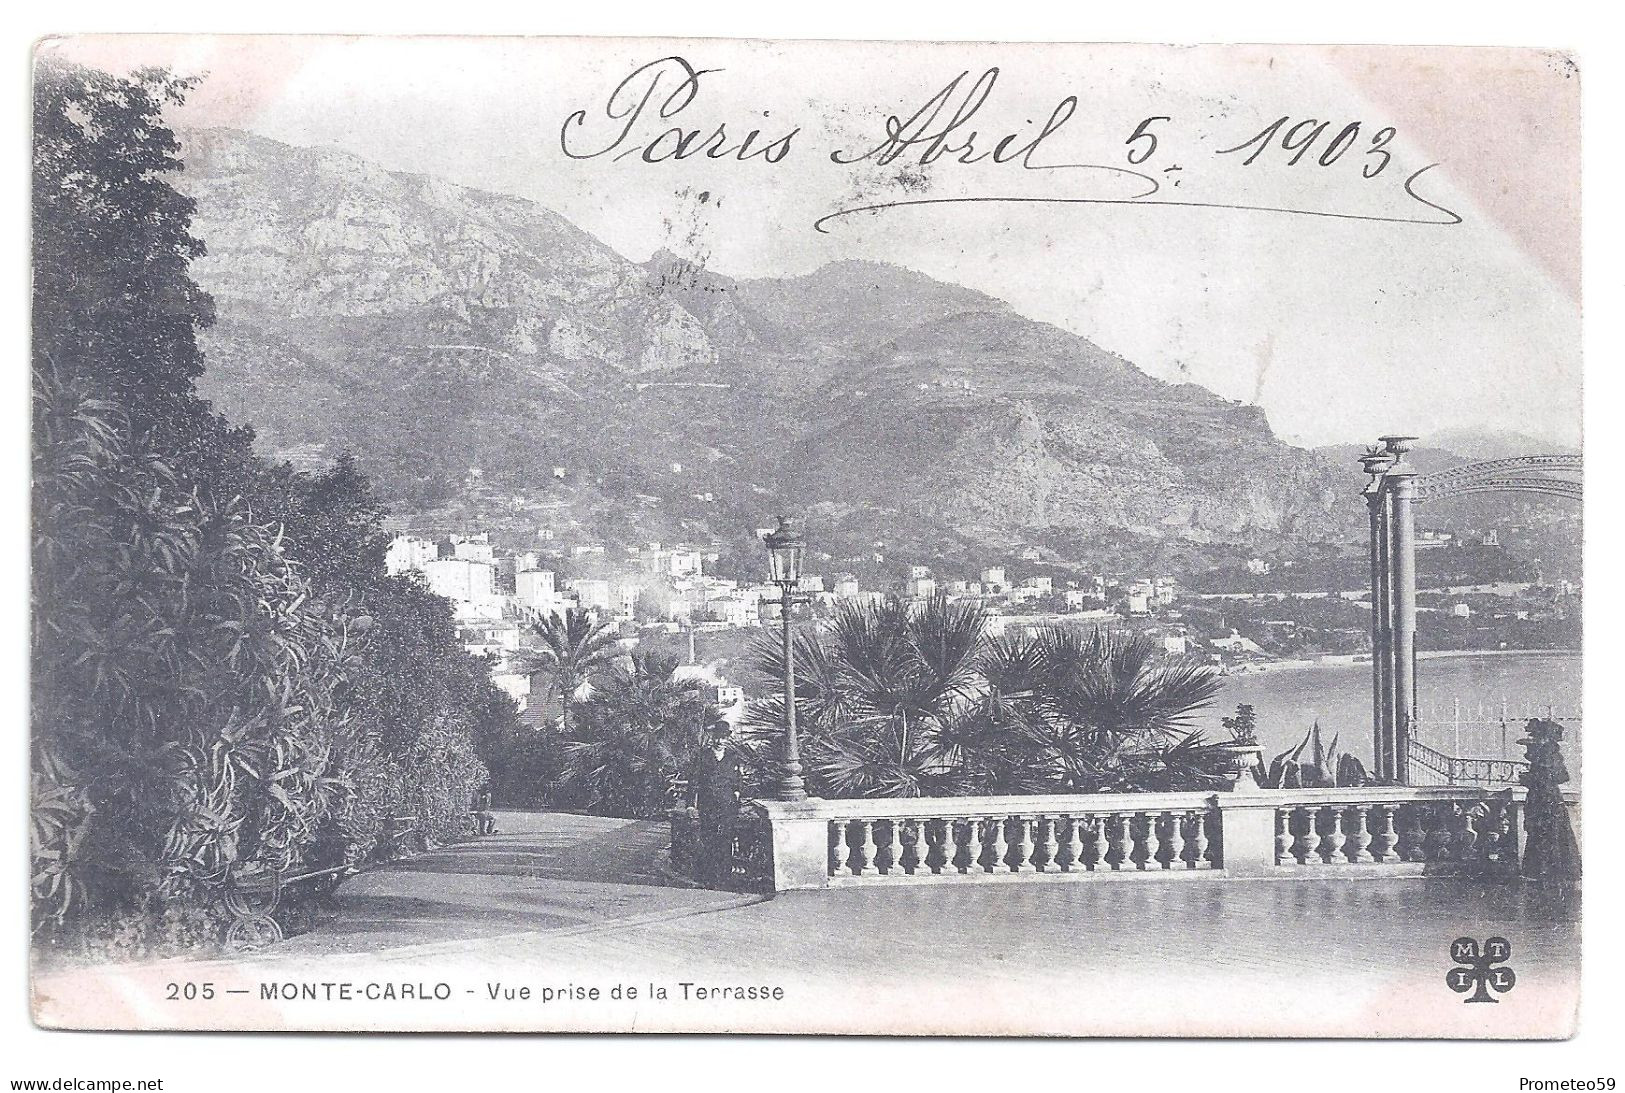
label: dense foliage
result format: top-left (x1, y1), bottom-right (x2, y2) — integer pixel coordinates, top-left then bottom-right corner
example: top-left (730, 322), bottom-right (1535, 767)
top-left (549, 653), bottom-right (724, 819)
top-left (743, 596), bottom-right (1231, 798)
top-left (31, 59), bottom-right (514, 954)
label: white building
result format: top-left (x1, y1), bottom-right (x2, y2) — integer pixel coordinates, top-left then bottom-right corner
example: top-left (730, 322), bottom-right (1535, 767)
top-left (451, 533), bottom-right (495, 564)
top-left (515, 569), bottom-right (557, 613)
top-left (422, 557), bottom-right (497, 605)
top-left (905, 574), bottom-right (937, 599)
top-left (980, 566), bottom-right (1007, 592)
top-left (568, 578), bottom-right (613, 613)
top-left (1022, 576), bottom-right (1053, 594)
top-left (489, 670), bottom-right (533, 711)
top-left (706, 592), bottom-right (760, 628)
top-left (385, 535), bottom-right (439, 576)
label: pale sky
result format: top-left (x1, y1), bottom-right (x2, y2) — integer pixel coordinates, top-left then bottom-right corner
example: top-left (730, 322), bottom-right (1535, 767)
top-left (45, 36), bottom-right (1582, 449)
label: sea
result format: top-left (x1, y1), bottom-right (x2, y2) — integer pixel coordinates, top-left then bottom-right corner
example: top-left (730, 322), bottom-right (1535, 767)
top-left (1193, 651), bottom-right (1583, 776)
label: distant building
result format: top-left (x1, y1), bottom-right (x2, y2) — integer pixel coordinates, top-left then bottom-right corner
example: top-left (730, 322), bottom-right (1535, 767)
top-left (451, 533), bottom-right (495, 564)
top-left (516, 569), bottom-right (557, 612)
top-left (1022, 576), bottom-right (1053, 594)
top-left (1452, 603), bottom-right (1472, 618)
top-left (385, 534), bottom-right (439, 576)
top-left (489, 670), bottom-right (532, 711)
top-left (905, 573), bottom-right (937, 599)
top-left (834, 577), bottom-right (862, 600)
top-left (980, 566), bottom-right (1007, 592)
top-left (706, 592), bottom-right (760, 628)
top-left (422, 557), bottom-right (497, 604)
top-left (569, 578), bottom-right (613, 612)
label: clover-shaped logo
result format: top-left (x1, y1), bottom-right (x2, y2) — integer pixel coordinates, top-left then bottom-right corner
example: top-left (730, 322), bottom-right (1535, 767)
top-left (1447, 936), bottom-right (1516, 1003)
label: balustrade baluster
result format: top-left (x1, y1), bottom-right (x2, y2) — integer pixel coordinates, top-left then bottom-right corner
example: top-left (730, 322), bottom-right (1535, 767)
top-left (1106, 813), bottom-right (1129, 871)
top-left (1146, 813), bottom-right (1167, 869)
top-left (1501, 801), bottom-right (1523, 871)
top-left (1375, 804), bottom-right (1401, 863)
top-left (1349, 805), bottom-right (1375, 863)
top-left (1274, 809), bottom-right (1288, 865)
top-left (858, 820), bottom-right (880, 877)
top-left (886, 820), bottom-right (906, 874)
top-left (1088, 816), bottom-right (1106, 870)
top-left (1453, 805), bottom-right (1480, 862)
top-left (1064, 815), bottom-right (1085, 872)
top-left (1169, 811), bottom-right (1189, 869)
top-left (934, 819), bottom-right (958, 875)
top-left (964, 817), bottom-right (985, 874)
top-left (830, 820), bottom-right (850, 877)
top-left (907, 819), bottom-right (930, 875)
top-left (1038, 816), bottom-right (1059, 873)
top-left (1405, 805), bottom-right (1430, 862)
top-left (1189, 809), bottom-right (1210, 869)
top-left (1291, 807), bottom-right (1315, 865)
top-left (989, 817), bottom-right (1010, 873)
top-left (1322, 807), bottom-right (1347, 864)
top-left (1015, 817), bottom-right (1038, 873)
top-left (1125, 813), bottom-right (1146, 870)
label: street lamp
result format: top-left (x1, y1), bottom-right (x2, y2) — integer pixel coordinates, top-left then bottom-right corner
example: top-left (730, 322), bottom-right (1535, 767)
top-left (763, 515), bottom-right (810, 801)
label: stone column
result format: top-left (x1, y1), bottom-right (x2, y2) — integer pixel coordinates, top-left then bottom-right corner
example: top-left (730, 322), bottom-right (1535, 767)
top-left (1382, 437), bottom-right (1420, 784)
top-left (1361, 449), bottom-right (1395, 781)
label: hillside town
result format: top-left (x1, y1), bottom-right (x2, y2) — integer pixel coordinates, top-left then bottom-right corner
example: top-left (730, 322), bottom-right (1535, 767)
top-left (386, 513), bottom-right (1582, 729)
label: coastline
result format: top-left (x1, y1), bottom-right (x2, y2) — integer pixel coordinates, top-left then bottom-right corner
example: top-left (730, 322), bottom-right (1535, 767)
top-left (1224, 648), bottom-right (1580, 676)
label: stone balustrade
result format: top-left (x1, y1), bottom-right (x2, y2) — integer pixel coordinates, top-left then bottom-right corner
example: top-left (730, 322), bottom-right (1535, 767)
top-left (716, 785), bottom-right (1580, 893)
top-left (815, 792), bottom-right (1220, 885)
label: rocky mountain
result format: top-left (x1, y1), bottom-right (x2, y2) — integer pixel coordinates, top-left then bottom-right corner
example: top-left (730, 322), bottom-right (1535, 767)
top-left (177, 128), bottom-right (1356, 575)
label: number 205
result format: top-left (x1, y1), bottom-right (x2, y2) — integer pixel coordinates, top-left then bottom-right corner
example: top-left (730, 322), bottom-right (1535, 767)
top-left (165, 981), bottom-right (215, 1000)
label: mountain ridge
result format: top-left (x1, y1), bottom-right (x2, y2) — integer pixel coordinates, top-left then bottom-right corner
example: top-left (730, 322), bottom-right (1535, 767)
top-left (176, 126), bottom-right (1359, 572)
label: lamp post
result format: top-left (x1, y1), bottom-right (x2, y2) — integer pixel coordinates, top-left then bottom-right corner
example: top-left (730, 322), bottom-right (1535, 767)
top-left (763, 515), bottom-right (810, 801)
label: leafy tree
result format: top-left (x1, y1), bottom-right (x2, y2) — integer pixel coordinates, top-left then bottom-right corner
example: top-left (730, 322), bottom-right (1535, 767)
top-left (30, 60), bottom-right (514, 951)
top-left (31, 374), bottom-right (362, 933)
top-left (33, 59), bottom-right (213, 424)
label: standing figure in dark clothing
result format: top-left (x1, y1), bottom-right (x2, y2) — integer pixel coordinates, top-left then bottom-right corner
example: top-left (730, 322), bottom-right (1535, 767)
top-left (690, 720), bottom-right (742, 887)
top-left (1518, 719), bottom-right (1580, 900)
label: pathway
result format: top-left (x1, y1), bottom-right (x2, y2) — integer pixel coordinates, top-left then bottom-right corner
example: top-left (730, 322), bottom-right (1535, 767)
top-left (32, 810), bottom-right (1581, 1037)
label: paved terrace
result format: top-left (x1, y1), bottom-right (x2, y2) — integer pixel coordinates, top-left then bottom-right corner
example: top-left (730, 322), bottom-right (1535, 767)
top-left (34, 810), bottom-right (1580, 1037)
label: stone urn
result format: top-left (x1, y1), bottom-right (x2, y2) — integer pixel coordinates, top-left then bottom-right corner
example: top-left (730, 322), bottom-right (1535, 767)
top-left (1214, 742), bottom-right (1266, 790)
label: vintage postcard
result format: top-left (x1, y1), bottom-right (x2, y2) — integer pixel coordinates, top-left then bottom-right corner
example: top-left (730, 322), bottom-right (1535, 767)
top-left (29, 35), bottom-right (1581, 1036)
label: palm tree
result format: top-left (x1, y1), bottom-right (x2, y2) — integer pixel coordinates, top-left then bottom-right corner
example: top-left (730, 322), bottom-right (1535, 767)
top-left (748, 597), bottom-right (1225, 798)
top-left (556, 652), bottom-right (721, 817)
top-left (748, 595), bottom-right (991, 798)
top-left (525, 608), bottom-right (622, 736)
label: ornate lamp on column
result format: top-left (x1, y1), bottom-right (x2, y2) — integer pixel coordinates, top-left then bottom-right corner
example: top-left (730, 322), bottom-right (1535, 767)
top-left (763, 516), bottom-right (810, 801)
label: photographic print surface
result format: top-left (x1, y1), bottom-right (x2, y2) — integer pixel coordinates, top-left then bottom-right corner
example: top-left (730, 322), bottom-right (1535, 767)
top-left (29, 35), bottom-right (1581, 1036)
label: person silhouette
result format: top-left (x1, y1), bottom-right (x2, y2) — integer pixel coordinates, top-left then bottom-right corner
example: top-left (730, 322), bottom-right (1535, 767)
top-left (1517, 719), bottom-right (1579, 900)
top-left (689, 720), bottom-right (742, 887)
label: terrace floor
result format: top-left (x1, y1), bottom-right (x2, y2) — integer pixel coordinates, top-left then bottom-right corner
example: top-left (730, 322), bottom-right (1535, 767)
top-left (33, 810), bottom-right (1581, 1037)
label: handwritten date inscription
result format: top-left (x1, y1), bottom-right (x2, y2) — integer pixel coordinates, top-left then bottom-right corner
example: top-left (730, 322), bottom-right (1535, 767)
top-left (558, 57), bottom-right (1460, 232)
